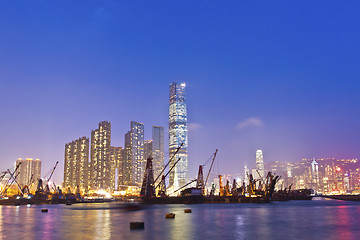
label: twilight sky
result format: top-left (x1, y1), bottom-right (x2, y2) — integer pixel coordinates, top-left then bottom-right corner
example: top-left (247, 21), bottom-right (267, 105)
top-left (1, 1), bottom-right (359, 184)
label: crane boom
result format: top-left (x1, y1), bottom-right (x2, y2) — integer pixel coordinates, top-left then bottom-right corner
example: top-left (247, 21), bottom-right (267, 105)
top-left (7, 169), bottom-right (23, 195)
top-left (47, 161), bottom-right (59, 182)
top-left (154, 143), bottom-right (183, 183)
top-left (155, 157), bottom-right (181, 190)
top-left (204, 149), bottom-right (218, 187)
top-left (1, 162), bottom-right (21, 195)
top-left (171, 179), bottom-right (197, 194)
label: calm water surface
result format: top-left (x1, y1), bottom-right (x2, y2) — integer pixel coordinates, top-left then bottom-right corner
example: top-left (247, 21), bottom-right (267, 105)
top-left (1, 197), bottom-right (359, 240)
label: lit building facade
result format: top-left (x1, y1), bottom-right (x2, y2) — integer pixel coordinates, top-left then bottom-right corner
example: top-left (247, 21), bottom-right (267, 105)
top-left (311, 159), bottom-right (319, 192)
top-left (63, 137), bottom-right (89, 189)
top-left (109, 146), bottom-right (124, 189)
top-left (15, 158), bottom-right (41, 187)
top-left (90, 121), bottom-right (112, 190)
top-left (144, 140), bottom-right (153, 161)
top-left (124, 131), bottom-right (132, 185)
top-left (256, 150), bottom-right (265, 179)
top-left (169, 82), bottom-right (188, 191)
top-left (152, 126), bottom-right (164, 182)
top-left (124, 121), bottom-right (145, 186)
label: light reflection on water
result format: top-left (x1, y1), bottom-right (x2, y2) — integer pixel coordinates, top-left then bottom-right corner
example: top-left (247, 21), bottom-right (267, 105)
top-left (0, 199), bottom-right (359, 240)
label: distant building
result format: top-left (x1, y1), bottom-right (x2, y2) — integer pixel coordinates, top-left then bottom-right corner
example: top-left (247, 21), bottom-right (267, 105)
top-left (123, 131), bottom-right (132, 185)
top-left (311, 159), bottom-right (319, 192)
top-left (15, 158), bottom-right (41, 187)
top-left (144, 140), bottom-right (153, 161)
top-left (168, 82), bottom-right (188, 191)
top-left (152, 126), bottom-right (164, 182)
top-left (63, 137), bottom-right (89, 189)
top-left (256, 150), bottom-right (265, 179)
top-left (90, 121), bottom-right (112, 190)
top-left (125, 121), bottom-right (145, 186)
top-left (244, 164), bottom-right (249, 186)
top-left (109, 146), bottom-right (124, 189)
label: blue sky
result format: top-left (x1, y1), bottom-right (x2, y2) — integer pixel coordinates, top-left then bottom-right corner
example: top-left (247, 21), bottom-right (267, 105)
top-left (1, 1), bottom-right (359, 183)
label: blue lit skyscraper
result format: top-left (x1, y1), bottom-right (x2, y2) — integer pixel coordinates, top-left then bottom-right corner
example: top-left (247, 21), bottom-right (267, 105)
top-left (168, 82), bottom-right (188, 192)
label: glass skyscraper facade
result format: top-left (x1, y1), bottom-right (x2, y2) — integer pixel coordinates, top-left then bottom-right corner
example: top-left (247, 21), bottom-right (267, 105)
top-left (124, 121), bottom-right (145, 186)
top-left (256, 150), bottom-right (265, 179)
top-left (169, 82), bottom-right (188, 191)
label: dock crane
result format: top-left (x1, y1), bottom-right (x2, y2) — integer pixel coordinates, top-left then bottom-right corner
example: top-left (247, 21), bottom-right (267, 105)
top-left (154, 158), bottom-right (181, 191)
top-left (7, 168), bottom-right (24, 196)
top-left (204, 149), bottom-right (218, 194)
top-left (44, 161), bottom-right (59, 193)
top-left (1, 162), bottom-right (21, 196)
top-left (153, 143), bottom-right (183, 196)
top-left (154, 143), bottom-right (183, 184)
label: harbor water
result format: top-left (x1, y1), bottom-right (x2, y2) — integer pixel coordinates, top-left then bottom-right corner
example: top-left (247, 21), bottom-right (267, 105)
top-left (1, 197), bottom-right (359, 240)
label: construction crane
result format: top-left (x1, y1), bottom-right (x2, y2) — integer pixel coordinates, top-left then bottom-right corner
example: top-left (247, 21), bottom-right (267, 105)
top-left (7, 168), bottom-right (24, 195)
top-left (1, 162), bottom-right (21, 195)
top-left (154, 143), bottom-right (183, 184)
top-left (154, 157), bottom-right (181, 190)
top-left (44, 161), bottom-right (59, 193)
top-left (171, 179), bottom-right (197, 195)
top-left (196, 165), bottom-right (204, 189)
top-left (204, 149), bottom-right (218, 193)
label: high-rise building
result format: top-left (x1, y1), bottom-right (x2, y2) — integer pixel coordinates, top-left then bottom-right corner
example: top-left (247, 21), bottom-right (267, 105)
top-left (90, 121), bottom-right (112, 190)
top-left (169, 82), bottom-right (188, 191)
top-left (124, 121), bottom-right (145, 186)
top-left (256, 150), bottom-right (265, 179)
top-left (15, 158), bottom-right (41, 187)
top-left (311, 158), bottom-right (319, 192)
top-left (152, 126), bottom-right (164, 182)
top-left (144, 140), bottom-right (153, 161)
top-left (244, 164), bottom-right (249, 186)
top-left (63, 137), bottom-right (89, 189)
top-left (109, 146), bottom-right (124, 189)
top-left (124, 131), bottom-right (132, 185)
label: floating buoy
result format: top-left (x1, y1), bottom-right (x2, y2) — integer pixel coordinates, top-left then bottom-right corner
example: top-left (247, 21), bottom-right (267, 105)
top-left (184, 209), bottom-right (192, 213)
top-left (41, 209), bottom-right (48, 212)
top-left (130, 222), bottom-right (144, 229)
top-left (165, 213), bottom-right (175, 219)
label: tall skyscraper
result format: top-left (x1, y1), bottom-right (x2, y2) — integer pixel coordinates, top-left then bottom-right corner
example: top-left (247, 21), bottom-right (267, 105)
top-left (109, 146), bottom-right (124, 189)
top-left (63, 137), bottom-right (89, 189)
top-left (244, 164), bottom-right (249, 186)
top-left (169, 82), bottom-right (188, 191)
top-left (256, 150), bottom-right (265, 179)
top-left (90, 121), bottom-right (112, 190)
top-left (124, 121), bottom-right (145, 186)
top-left (124, 131), bottom-right (132, 185)
top-left (144, 140), bottom-right (153, 161)
top-left (15, 158), bottom-right (41, 187)
top-left (311, 158), bottom-right (319, 192)
top-left (152, 126), bottom-right (164, 182)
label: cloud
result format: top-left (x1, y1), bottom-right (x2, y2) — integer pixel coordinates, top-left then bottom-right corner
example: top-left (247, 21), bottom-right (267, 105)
top-left (236, 117), bottom-right (264, 130)
top-left (188, 123), bottom-right (203, 131)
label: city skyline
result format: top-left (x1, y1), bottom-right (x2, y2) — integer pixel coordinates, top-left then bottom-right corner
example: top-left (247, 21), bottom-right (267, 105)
top-left (1, 1), bottom-right (360, 185)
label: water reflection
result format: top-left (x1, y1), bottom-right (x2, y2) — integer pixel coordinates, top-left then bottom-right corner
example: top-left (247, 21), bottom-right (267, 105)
top-left (0, 207), bottom-right (2, 240)
top-left (0, 200), bottom-right (359, 239)
top-left (335, 205), bottom-right (354, 240)
top-left (95, 210), bottom-right (111, 240)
